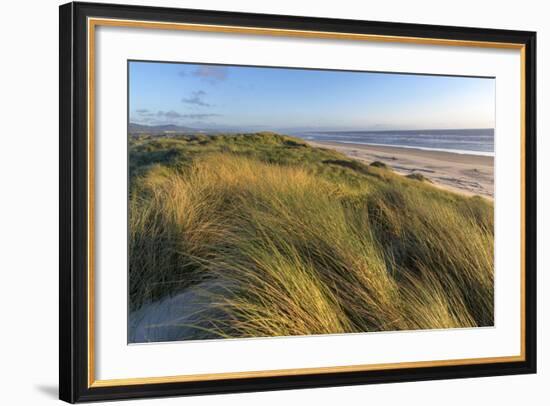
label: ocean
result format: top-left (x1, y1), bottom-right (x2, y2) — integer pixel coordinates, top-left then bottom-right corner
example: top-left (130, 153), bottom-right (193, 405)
top-left (292, 129), bottom-right (494, 156)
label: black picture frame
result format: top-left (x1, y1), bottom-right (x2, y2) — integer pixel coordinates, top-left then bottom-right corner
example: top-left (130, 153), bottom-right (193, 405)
top-left (59, 1), bottom-right (537, 403)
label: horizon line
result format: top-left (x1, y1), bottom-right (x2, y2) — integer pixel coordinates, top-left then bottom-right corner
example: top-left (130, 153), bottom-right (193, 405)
top-left (128, 122), bottom-right (495, 133)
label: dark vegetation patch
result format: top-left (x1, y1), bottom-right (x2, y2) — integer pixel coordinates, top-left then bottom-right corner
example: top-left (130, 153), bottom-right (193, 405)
top-left (406, 172), bottom-right (431, 182)
top-left (322, 159), bottom-right (371, 176)
top-left (370, 160), bottom-right (390, 169)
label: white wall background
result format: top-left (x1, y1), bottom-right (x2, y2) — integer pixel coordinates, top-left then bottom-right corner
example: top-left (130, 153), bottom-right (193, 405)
top-left (0, 0), bottom-right (546, 404)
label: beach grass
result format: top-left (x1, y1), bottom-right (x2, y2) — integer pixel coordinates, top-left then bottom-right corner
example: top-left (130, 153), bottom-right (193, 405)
top-left (129, 132), bottom-right (494, 339)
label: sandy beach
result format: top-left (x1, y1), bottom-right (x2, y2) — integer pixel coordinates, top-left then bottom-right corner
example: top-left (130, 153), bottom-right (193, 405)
top-left (308, 141), bottom-right (494, 198)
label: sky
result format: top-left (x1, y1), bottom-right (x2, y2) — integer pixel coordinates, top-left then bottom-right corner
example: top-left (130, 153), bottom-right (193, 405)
top-left (129, 61), bottom-right (495, 132)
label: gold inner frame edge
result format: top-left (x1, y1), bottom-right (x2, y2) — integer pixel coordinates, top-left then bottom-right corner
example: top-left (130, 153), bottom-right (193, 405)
top-left (87, 17), bottom-right (527, 388)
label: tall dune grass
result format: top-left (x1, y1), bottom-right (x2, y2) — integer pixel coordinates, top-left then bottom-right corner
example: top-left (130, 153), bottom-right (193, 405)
top-left (129, 135), bottom-right (494, 340)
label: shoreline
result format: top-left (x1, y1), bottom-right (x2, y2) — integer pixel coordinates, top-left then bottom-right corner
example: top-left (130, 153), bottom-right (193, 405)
top-left (312, 140), bottom-right (494, 157)
top-left (308, 141), bottom-right (494, 198)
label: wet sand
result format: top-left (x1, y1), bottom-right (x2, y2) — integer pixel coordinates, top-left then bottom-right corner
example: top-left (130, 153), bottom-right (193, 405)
top-left (309, 141), bottom-right (494, 198)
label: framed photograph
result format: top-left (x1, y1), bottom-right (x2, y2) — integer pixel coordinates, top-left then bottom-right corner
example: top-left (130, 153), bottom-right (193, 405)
top-left (59, 2), bottom-right (536, 403)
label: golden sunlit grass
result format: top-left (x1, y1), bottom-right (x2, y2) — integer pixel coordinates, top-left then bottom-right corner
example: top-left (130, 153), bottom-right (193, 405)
top-left (129, 133), bottom-right (494, 339)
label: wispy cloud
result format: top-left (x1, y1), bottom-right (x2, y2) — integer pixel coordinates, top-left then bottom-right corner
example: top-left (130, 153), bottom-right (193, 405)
top-left (184, 113), bottom-right (222, 120)
top-left (134, 109), bottom-right (156, 120)
top-left (182, 90), bottom-right (211, 107)
top-left (133, 116), bottom-right (154, 123)
top-left (192, 66), bottom-right (228, 84)
top-left (157, 110), bottom-right (183, 119)
top-left (156, 110), bottom-right (221, 120)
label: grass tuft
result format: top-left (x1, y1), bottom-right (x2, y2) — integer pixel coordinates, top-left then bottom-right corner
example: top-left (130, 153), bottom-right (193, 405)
top-left (406, 172), bottom-right (431, 182)
top-left (370, 160), bottom-right (389, 169)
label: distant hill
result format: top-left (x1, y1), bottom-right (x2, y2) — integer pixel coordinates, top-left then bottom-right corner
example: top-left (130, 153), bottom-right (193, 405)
top-left (129, 123), bottom-right (197, 135)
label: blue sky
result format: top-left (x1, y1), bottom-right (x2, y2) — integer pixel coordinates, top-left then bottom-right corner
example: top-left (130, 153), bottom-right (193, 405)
top-left (129, 61), bottom-right (495, 132)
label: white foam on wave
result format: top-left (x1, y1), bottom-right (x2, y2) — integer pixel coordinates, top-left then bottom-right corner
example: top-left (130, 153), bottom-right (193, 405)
top-left (335, 141), bottom-right (495, 157)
